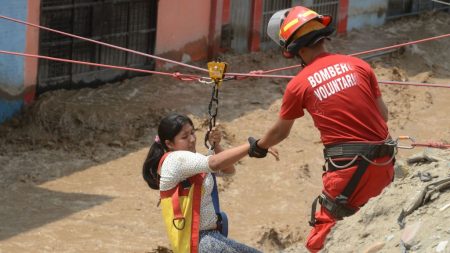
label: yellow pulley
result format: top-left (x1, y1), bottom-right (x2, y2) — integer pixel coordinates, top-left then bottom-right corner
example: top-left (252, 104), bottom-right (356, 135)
top-left (207, 61), bottom-right (228, 87)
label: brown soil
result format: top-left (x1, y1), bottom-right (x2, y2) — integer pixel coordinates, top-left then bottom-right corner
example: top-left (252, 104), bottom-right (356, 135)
top-left (0, 11), bottom-right (449, 253)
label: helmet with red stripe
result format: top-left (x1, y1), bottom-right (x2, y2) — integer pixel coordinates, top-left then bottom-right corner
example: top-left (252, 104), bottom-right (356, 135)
top-left (267, 6), bottom-right (334, 58)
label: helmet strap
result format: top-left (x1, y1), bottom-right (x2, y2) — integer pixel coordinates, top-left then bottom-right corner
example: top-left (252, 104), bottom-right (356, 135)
top-left (297, 53), bottom-right (307, 67)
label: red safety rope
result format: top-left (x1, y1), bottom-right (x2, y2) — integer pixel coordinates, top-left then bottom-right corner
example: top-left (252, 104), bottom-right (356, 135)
top-left (350, 33), bottom-right (450, 57)
top-left (225, 72), bottom-right (294, 79)
top-left (3, 13), bottom-right (449, 81)
top-left (378, 80), bottom-right (450, 88)
top-left (397, 136), bottom-right (450, 149)
top-left (1, 14), bottom-right (449, 89)
top-left (0, 50), bottom-right (203, 82)
top-left (412, 142), bottom-right (450, 149)
top-left (222, 73), bottom-right (450, 88)
top-left (3, 49), bottom-right (447, 88)
top-left (0, 14), bottom-right (209, 74)
top-left (231, 33), bottom-right (450, 76)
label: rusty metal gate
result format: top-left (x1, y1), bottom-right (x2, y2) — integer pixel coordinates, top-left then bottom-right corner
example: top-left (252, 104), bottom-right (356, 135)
top-left (38, 0), bottom-right (158, 94)
top-left (307, 0), bottom-right (339, 27)
top-left (260, 0), bottom-right (339, 50)
top-left (387, 0), bottom-right (449, 19)
top-left (260, 0), bottom-right (292, 50)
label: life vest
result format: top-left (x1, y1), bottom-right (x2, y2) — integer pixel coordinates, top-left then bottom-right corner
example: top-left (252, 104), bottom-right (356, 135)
top-left (158, 152), bottom-right (228, 253)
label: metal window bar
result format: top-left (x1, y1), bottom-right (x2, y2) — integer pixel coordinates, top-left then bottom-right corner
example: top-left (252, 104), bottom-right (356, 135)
top-left (38, 0), bottom-right (157, 93)
top-left (387, 0), bottom-right (449, 19)
top-left (230, 0), bottom-right (252, 53)
top-left (310, 0), bottom-right (339, 28)
top-left (260, 0), bottom-right (292, 50)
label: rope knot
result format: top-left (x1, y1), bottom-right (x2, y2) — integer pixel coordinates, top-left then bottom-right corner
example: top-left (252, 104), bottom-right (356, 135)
top-left (172, 72), bottom-right (181, 78)
top-left (250, 70), bottom-right (264, 75)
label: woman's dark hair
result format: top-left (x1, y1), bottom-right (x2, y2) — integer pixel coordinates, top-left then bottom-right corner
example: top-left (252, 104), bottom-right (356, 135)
top-left (142, 113), bottom-right (194, 190)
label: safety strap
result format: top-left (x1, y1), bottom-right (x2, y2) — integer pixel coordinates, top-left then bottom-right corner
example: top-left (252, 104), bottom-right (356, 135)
top-left (190, 174), bottom-right (205, 253)
top-left (158, 152), bottom-right (205, 253)
top-left (211, 174), bottom-right (220, 213)
top-left (309, 193), bottom-right (359, 226)
top-left (324, 142), bottom-right (386, 159)
top-left (335, 154), bottom-right (372, 204)
top-left (211, 174), bottom-right (228, 237)
top-left (309, 196), bottom-right (320, 226)
top-left (157, 152), bottom-right (171, 175)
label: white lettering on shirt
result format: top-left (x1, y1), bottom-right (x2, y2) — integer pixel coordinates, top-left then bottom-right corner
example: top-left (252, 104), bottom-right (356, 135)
top-left (313, 72), bottom-right (357, 101)
top-left (308, 76), bottom-right (317, 88)
top-left (307, 63), bottom-right (352, 88)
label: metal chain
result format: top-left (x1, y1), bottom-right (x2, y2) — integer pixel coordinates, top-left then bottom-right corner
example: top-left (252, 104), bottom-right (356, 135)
top-left (204, 82), bottom-right (220, 150)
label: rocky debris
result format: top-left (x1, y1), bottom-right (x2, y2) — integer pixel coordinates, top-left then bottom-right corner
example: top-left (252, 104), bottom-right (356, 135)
top-left (281, 149), bottom-right (450, 253)
top-left (322, 149), bottom-right (450, 253)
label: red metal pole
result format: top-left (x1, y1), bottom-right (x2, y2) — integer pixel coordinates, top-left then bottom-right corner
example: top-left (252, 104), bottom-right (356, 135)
top-left (222, 0), bottom-right (231, 24)
top-left (337, 0), bottom-right (349, 34)
top-left (24, 0), bottom-right (41, 104)
top-left (208, 0), bottom-right (223, 60)
top-left (249, 0), bottom-right (263, 52)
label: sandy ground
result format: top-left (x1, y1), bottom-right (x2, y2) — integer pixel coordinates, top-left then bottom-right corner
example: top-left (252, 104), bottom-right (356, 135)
top-left (0, 11), bottom-right (449, 253)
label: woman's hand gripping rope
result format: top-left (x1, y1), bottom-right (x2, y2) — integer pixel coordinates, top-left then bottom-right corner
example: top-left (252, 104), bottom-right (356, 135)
top-left (208, 126), bottom-right (222, 148)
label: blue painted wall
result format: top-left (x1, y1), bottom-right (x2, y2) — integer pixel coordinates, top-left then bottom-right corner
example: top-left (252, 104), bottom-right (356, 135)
top-left (0, 0), bottom-right (28, 124)
top-left (347, 0), bottom-right (388, 31)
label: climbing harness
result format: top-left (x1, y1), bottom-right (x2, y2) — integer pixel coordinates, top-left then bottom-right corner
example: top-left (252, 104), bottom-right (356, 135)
top-left (309, 139), bottom-right (397, 226)
top-left (204, 60), bottom-right (228, 150)
top-left (158, 152), bottom-right (204, 253)
top-left (309, 136), bottom-right (449, 226)
top-left (158, 152), bottom-right (229, 253)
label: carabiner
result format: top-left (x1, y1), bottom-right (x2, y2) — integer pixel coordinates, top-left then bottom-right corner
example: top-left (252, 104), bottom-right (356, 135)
top-left (395, 136), bottom-right (416, 149)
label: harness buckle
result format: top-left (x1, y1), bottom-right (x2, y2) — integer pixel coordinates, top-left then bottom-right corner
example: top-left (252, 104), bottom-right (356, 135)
top-left (335, 194), bottom-right (348, 204)
top-left (318, 194), bottom-right (335, 213)
top-left (318, 194), bottom-right (357, 220)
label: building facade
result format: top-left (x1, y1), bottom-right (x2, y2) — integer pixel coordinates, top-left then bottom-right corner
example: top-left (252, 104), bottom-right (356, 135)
top-left (0, 0), bottom-right (447, 124)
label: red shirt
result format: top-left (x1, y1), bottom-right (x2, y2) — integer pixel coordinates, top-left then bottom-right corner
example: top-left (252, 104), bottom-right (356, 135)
top-left (280, 53), bottom-right (388, 145)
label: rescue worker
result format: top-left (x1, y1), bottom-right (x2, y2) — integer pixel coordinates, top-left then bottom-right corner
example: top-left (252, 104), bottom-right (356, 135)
top-left (247, 6), bottom-right (396, 252)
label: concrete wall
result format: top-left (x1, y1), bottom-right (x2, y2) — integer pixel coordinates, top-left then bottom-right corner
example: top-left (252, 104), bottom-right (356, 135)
top-left (347, 0), bottom-right (388, 31)
top-left (0, 0), bottom-right (28, 123)
top-left (155, 0), bottom-right (213, 67)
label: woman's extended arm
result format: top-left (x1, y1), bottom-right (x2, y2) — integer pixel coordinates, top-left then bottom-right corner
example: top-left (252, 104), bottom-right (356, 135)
top-left (208, 126), bottom-right (236, 174)
top-left (208, 143), bottom-right (250, 174)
